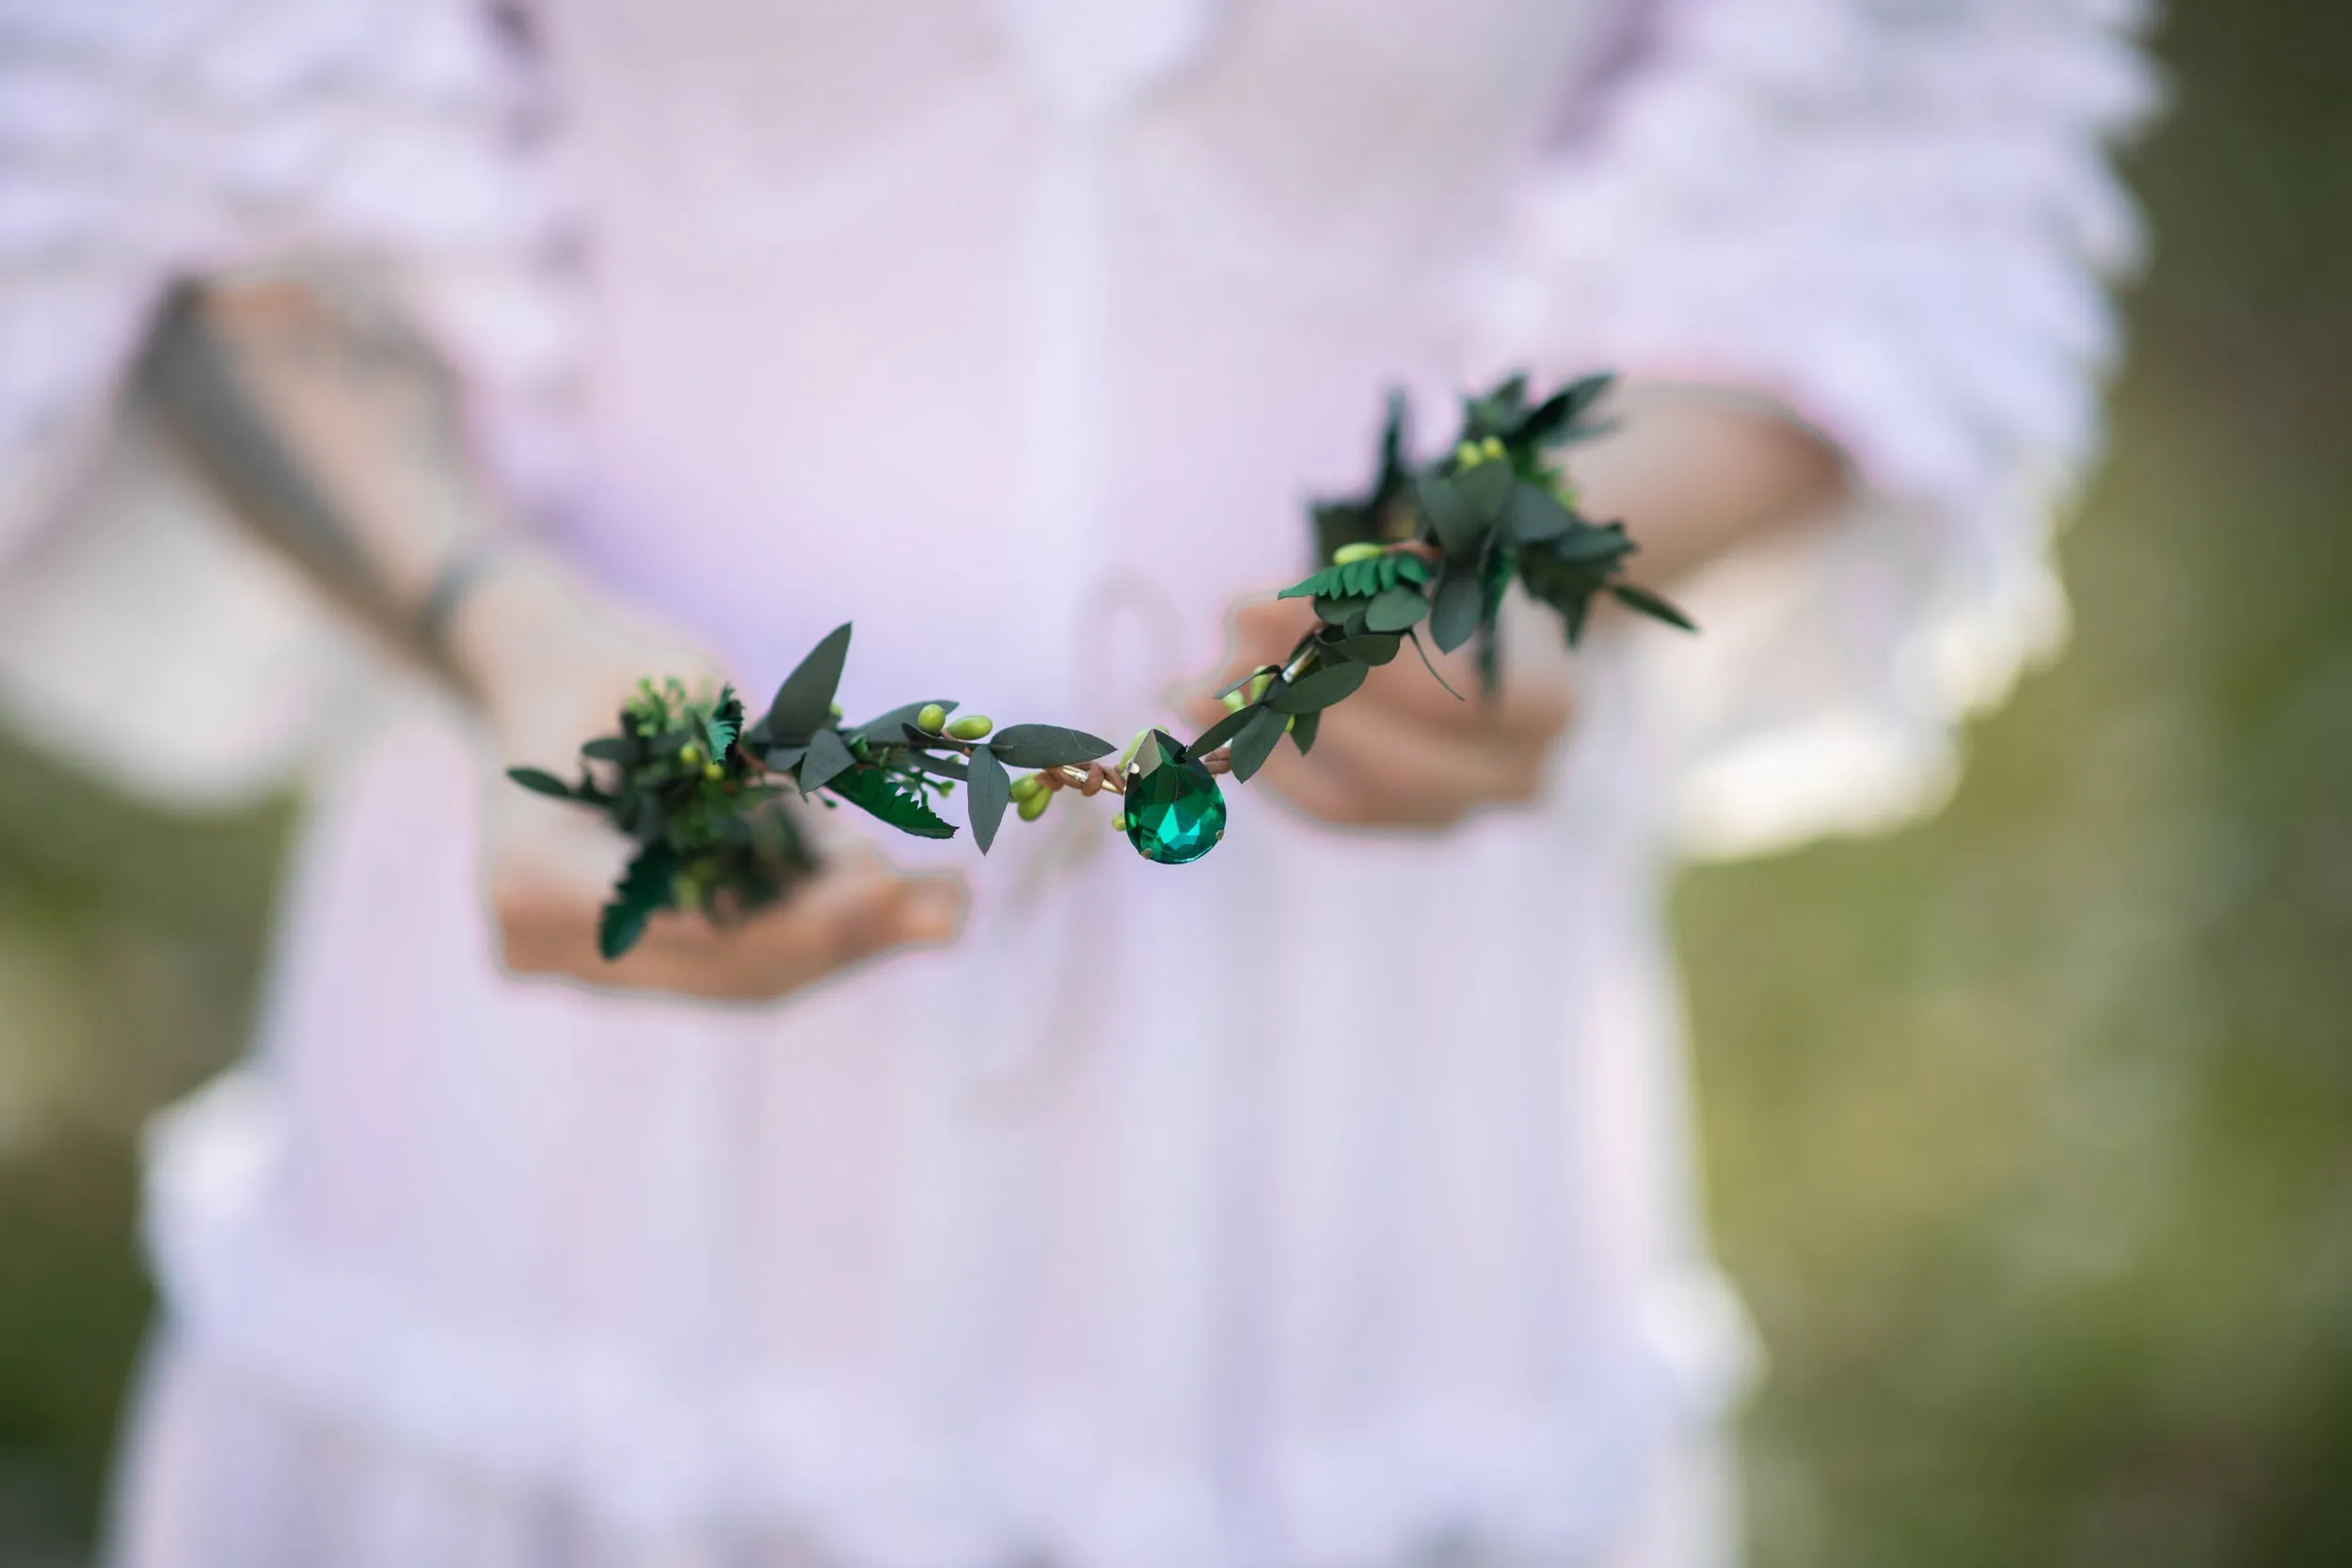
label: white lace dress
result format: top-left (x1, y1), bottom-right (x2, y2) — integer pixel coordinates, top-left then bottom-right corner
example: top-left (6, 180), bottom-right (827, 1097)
top-left (0, 3), bottom-right (2153, 1565)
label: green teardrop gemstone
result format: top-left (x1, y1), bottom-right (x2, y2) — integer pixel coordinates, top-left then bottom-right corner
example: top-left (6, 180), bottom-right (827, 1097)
top-left (1123, 756), bottom-right (1227, 865)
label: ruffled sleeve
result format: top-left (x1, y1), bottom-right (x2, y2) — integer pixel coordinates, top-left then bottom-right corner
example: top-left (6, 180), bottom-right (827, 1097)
top-left (1476, 0), bottom-right (2160, 857)
top-left (0, 0), bottom-right (579, 804)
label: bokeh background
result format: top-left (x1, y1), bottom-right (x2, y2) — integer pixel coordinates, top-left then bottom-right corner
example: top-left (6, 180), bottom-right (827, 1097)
top-left (3, 2), bottom-right (2348, 1564)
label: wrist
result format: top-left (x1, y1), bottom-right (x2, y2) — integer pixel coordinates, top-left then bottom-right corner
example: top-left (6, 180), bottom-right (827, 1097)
top-left (439, 547), bottom-right (603, 723)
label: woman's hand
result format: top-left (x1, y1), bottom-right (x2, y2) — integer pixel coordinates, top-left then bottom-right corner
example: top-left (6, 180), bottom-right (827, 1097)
top-left (452, 557), bottom-right (968, 1002)
top-left (1181, 596), bottom-right (1576, 831)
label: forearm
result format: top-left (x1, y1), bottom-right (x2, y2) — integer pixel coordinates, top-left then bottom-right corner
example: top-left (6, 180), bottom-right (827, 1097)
top-left (135, 268), bottom-right (553, 697)
top-left (1569, 382), bottom-right (1851, 591)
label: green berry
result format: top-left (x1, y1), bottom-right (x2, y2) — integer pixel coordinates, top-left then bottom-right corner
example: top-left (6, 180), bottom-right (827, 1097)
top-left (1009, 774), bottom-right (1042, 802)
top-left (1017, 790), bottom-right (1052, 822)
top-left (1331, 541), bottom-right (1385, 565)
top-left (946, 714), bottom-right (994, 741)
top-left (677, 742), bottom-right (702, 765)
top-left (702, 762), bottom-right (724, 781)
top-left (829, 701), bottom-right (845, 719)
top-left (915, 704), bottom-right (947, 734)
top-left (1220, 689), bottom-right (1247, 714)
top-left (1110, 814), bottom-right (1127, 832)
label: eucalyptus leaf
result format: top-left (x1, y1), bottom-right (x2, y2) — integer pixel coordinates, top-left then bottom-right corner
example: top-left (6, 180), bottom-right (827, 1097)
top-left (765, 623), bottom-right (853, 741)
top-left (1520, 372), bottom-right (1613, 444)
top-left (1364, 585), bottom-right (1429, 633)
top-left (1264, 660), bottom-right (1370, 714)
top-left (1288, 708), bottom-right (1321, 755)
top-left (798, 727), bottom-right (857, 796)
top-left (989, 723), bottom-right (1116, 768)
top-left (1216, 664), bottom-right (1280, 702)
top-left (1546, 521), bottom-right (1632, 564)
top-left (965, 742), bottom-right (1010, 853)
top-left (1227, 705), bottom-right (1289, 782)
top-left (1418, 472), bottom-right (1485, 561)
top-left (1457, 456), bottom-right (1513, 521)
top-left (580, 737), bottom-right (636, 763)
top-left (1187, 703), bottom-right (1260, 757)
top-left (1500, 483), bottom-right (1573, 545)
top-left (1327, 632), bottom-right (1403, 664)
top-left (1609, 580), bottom-right (1697, 631)
top-left (1430, 565), bottom-right (1484, 653)
top-left (764, 743), bottom-right (808, 772)
top-left (506, 767), bottom-right (575, 800)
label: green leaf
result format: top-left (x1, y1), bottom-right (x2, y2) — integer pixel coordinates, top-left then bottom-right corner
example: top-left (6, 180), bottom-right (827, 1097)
top-left (1500, 482), bottom-right (1573, 545)
top-left (704, 710), bottom-right (739, 761)
top-left (823, 766), bottom-right (958, 838)
top-left (902, 746), bottom-right (970, 782)
top-left (1391, 554), bottom-right (1432, 586)
top-left (1265, 660), bottom-right (1370, 714)
top-left (765, 623), bottom-right (853, 741)
top-left (1278, 564), bottom-right (1348, 601)
top-left (506, 766), bottom-right (576, 800)
top-left (1547, 521), bottom-right (1632, 564)
top-left (598, 843), bottom-right (681, 959)
top-left (1520, 372), bottom-right (1613, 445)
top-left (1216, 664), bottom-right (1281, 702)
top-left (850, 699), bottom-right (957, 743)
top-left (989, 723), bottom-right (1115, 768)
top-left (1457, 456), bottom-right (1513, 522)
top-left (1227, 705), bottom-right (1290, 782)
top-left (798, 727), bottom-right (857, 795)
top-left (1609, 580), bottom-right (1698, 631)
top-left (1311, 594), bottom-right (1368, 626)
top-left (1327, 632), bottom-right (1403, 664)
top-left (764, 743), bottom-right (808, 772)
top-left (1187, 703), bottom-right (1260, 757)
top-left (1430, 564), bottom-right (1484, 653)
top-left (580, 737), bottom-right (636, 763)
top-left (1340, 558), bottom-right (1381, 597)
top-left (1364, 585), bottom-right (1429, 633)
top-left (966, 743), bottom-right (1011, 853)
top-left (1418, 472), bottom-right (1486, 561)
top-left (1288, 708), bottom-right (1321, 755)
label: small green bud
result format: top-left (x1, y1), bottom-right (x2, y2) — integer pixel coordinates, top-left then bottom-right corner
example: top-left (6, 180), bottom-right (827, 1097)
top-left (936, 780), bottom-right (956, 796)
top-left (1110, 814), bottom-right (1127, 832)
top-left (946, 714), bottom-right (994, 741)
top-left (829, 701), bottom-right (845, 719)
top-left (1246, 672), bottom-right (1275, 704)
top-left (1009, 774), bottom-right (1043, 802)
top-left (1331, 541), bottom-right (1385, 565)
top-left (702, 762), bottom-right (724, 781)
top-left (1220, 689), bottom-right (1247, 714)
top-left (1455, 439), bottom-right (1484, 467)
top-left (678, 742), bottom-right (702, 765)
top-left (915, 704), bottom-right (947, 734)
top-left (1479, 436), bottom-right (1506, 461)
top-left (1017, 790), bottom-right (1052, 822)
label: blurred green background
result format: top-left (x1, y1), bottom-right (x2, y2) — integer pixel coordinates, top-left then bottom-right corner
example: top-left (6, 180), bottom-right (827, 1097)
top-left (3, 2), bottom-right (2348, 1564)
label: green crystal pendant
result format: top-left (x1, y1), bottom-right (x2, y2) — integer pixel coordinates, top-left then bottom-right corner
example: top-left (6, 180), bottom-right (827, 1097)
top-left (1122, 731), bottom-right (1227, 865)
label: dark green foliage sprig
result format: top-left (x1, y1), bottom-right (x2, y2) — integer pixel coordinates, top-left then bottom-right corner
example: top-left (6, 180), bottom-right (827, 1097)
top-left (508, 372), bottom-right (1692, 958)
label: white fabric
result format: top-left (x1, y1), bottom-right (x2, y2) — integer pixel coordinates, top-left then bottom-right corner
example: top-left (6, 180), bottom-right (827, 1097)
top-left (0, 1), bottom-right (2150, 1565)
top-left (0, 0), bottom-right (578, 801)
top-left (1468, 0), bottom-right (2159, 854)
